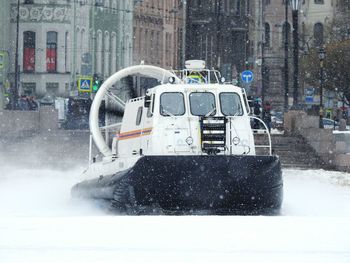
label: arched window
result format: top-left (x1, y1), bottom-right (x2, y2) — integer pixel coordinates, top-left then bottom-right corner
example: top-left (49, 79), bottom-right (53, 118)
top-left (96, 30), bottom-right (102, 74)
top-left (139, 28), bottom-right (143, 58)
top-left (111, 0), bottom-right (117, 13)
top-left (150, 30), bottom-right (154, 61)
top-left (75, 27), bottom-right (80, 73)
top-left (156, 31), bottom-right (160, 63)
top-left (314, 23), bottom-right (324, 47)
top-left (124, 35), bottom-right (130, 67)
top-left (111, 32), bottom-right (117, 73)
top-left (144, 30), bottom-right (148, 61)
top-left (104, 31), bottom-right (110, 77)
top-left (282, 22), bottom-right (291, 49)
top-left (65, 31), bottom-right (69, 72)
top-left (46, 31), bottom-right (57, 72)
top-left (264, 23), bottom-right (270, 48)
top-left (81, 29), bottom-right (86, 54)
top-left (23, 31), bottom-right (36, 72)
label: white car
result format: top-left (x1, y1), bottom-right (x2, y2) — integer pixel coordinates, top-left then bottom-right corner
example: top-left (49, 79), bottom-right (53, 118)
top-left (323, 118), bottom-right (350, 130)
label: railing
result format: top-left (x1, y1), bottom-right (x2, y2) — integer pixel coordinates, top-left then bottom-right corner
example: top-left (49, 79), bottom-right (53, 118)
top-left (88, 122), bottom-right (122, 166)
top-left (250, 116), bottom-right (272, 156)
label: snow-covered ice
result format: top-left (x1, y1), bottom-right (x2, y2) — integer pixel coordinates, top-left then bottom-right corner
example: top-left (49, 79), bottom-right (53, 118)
top-left (0, 166), bottom-right (350, 263)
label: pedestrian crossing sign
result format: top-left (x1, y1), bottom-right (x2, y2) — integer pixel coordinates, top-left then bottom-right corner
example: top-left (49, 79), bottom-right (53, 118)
top-left (0, 52), bottom-right (4, 69)
top-left (78, 77), bottom-right (93, 93)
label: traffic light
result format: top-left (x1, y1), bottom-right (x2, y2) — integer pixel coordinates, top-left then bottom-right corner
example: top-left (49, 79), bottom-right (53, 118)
top-left (92, 74), bottom-right (103, 93)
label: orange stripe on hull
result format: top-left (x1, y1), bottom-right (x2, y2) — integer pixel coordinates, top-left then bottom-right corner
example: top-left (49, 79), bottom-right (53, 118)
top-left (117, 127), bottom-right (153, 141)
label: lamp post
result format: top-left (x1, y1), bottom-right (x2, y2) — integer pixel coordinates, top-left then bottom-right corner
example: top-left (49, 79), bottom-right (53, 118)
top-left (290, 0), bottom-right (301, 108)
top-left (12, 0), bottom-right (20, 110)
top-left (284, 1), bottom-right (289, 112)
top-left (182, 0), bottom-right (187, 68)
top-left (318, 47), bottom-right (326, 128)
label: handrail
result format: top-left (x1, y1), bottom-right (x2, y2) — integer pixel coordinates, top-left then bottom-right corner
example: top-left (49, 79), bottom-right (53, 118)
top-left (250, 116), bottom-right (272, 155)
top-left (99, 122), bottom-right (122, 131)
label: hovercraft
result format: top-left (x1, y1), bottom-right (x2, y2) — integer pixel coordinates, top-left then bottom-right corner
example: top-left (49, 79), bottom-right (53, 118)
top-left (71, 60), bottom-right (283, 215)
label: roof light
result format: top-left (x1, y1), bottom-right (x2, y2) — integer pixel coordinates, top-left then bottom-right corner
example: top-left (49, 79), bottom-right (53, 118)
top-left (185, 60), bottom-right (206, 70)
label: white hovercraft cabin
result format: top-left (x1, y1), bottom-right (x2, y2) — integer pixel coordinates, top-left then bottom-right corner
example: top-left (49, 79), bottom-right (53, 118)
top-left (85, 60), bottom-right (271, 178)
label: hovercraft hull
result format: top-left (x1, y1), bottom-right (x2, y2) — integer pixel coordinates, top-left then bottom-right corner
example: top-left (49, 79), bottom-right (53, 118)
top-left (71, 155), bottom-right (283, 215)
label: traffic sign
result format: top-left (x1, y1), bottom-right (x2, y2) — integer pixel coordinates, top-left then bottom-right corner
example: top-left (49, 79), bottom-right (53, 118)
top-left (241, 70), bottom-right (254, 83)
top-left (78, 77), bottom-right (92, 93)
top-left (0, 52), bottom-right (4, 69)
top-left (305, 96), bottom-right (314, 103)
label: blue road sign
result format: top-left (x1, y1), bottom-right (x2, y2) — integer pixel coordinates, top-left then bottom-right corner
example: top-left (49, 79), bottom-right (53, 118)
top-left (305, 96), bottom-right (314, 103)
top-left (241, 70), bottom-right (254, 83)
top-left (78, 77), bottom-right (92, 93)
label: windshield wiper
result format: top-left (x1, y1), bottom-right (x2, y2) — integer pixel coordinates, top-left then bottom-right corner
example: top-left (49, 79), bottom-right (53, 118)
top-left (205, 107), bottom-right (216, 117)
top-left (161, 107), bottom-right (175, 117)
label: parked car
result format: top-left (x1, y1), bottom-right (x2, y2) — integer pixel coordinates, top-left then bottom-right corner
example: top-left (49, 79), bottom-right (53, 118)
top-left (322, 118), bottom-right (338, 129)
top-left (271, 111), bottom-right (284, 130)
top-left (323, 118), bottom-right (350, 130)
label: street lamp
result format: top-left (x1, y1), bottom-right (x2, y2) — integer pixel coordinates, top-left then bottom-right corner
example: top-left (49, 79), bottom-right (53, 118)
top-left (284, 1), bottom-right (289, 112)
top-left (290, 0), bottom-right (301, 108)
top-left (182, 0), bottom-right (187, 68)
top-left (318, 47), bottom-right (326, 128)
top-left (12, 0), bottom-right (20, 110)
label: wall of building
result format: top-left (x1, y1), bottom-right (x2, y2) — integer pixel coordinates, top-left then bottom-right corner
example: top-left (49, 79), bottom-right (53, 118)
top-left (263, 0), bottom-right (293, 111)
top-left (4, 0), bottom-right (133, 102)
top-left (133, 0), bottom-right (181, 69)
top-left (185, 0), bottom-right (248, 83)
top-left (248, 0), bottom-right (264, 96)
top-left (7, 0), bottom-right (90, 99)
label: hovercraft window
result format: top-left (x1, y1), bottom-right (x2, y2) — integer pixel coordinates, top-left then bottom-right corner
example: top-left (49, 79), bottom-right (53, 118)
top-left (160, 92), bottom-right (185, 116)
top-left (189, 92), bottom-right (216, 116)
top-left (136, 106), bottom-right (143, 125)
top-left (220, 92), bottom-right (243, 116)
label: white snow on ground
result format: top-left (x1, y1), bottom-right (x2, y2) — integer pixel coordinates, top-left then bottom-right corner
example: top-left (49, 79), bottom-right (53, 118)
top-left (0, 167), bottom-right (350, 262)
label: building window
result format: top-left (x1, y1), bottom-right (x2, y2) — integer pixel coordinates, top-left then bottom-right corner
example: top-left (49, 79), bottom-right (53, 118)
top-left (314, 23), bottom-right (324, 47)
top-left (104, 31), bottom-right (110, 77)
top-left (282, 22), bottom-right (291, 49)
top-left (314, 0), bottom-right (324, 4)
top-left (65, 31), bottom-right (69, 72)
top-left (46, 82), bottom-right (59, 98)
top-left (22, 82), bottom-right (36, 96)
top-left (96, 30), bottom-right (102, 74)
top-left (24, 0), bottom-right (34, 4)
top-left (111, 32), bottom-right (117, 73)
top-left (235, 0), bottom-right (241, 15)
top-left (23, 31), bottom-right (35, 73)
top-left (47, 31), bottom-right (57, 72)
top-left (95, 0), bottom-right (104, 6)
top-left (265, 23), bottom-right (270, 48)
top-left (150, 30), bottom-right (154, 62)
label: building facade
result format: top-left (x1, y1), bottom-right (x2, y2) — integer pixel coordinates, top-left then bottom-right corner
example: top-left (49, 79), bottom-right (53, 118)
top-left (185, 0), bottom-right (249, 87)
top-left (263, 0), bottom-right (338, 112)
top-left (91, 0), bottom-right (133, 80)
top-left (247, 0), bottom-right (264, 97)
top-left (133, 0), bottom-right (183, 69)
top-left (8, 0), bottom-right (88, 99)
top-left (263, 0), bottom-right (293, 111)
top-left (4, 0), bottom-right (133, 103)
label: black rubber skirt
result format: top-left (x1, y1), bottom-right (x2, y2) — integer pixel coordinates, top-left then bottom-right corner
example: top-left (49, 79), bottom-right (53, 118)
top-left (71, 155), bottom-right (283, 215)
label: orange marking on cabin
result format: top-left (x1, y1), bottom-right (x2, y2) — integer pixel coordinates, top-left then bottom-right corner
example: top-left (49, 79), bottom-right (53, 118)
top-left (117, 127), bottom-right (153, 140)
